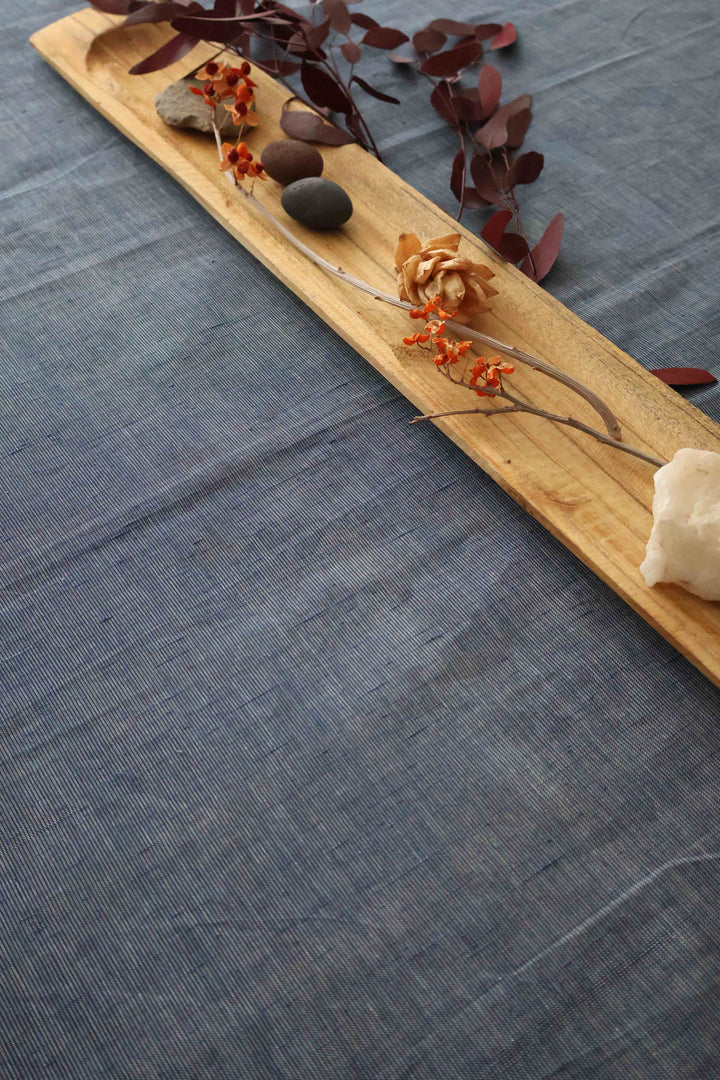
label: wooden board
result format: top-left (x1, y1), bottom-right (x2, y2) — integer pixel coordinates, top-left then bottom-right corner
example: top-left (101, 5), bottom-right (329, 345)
top-left (31, 8), bottom-right (720, 686)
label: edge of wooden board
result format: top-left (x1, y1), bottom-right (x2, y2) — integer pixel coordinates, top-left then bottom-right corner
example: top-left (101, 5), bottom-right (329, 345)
top-left (30, 9), bottom-right (720, 687)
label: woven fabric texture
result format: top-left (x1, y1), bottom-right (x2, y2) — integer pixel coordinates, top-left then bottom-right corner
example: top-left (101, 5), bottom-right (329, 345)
top-left (2, 0), bottom-right (720, 1076)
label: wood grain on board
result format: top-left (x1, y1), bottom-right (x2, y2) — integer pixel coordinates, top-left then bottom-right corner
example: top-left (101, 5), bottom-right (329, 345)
top-left (31, 9), bottom-right (720, 685)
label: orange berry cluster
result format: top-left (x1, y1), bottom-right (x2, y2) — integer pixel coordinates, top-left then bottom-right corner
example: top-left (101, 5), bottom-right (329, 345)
top-left (402, 296), bottom-right (514, 396)
top-left (220, 141), bottom-right (265, 185)
top-left (190, 59), bottom-right (260, 129)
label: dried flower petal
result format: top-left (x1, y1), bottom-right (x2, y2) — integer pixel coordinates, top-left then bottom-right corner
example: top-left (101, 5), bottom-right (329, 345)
top-left (395, 233), bottom-right (496, 324)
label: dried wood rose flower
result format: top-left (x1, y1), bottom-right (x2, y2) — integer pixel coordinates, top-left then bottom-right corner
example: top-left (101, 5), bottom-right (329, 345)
top-left (395, 232), bottom-right (498, 324)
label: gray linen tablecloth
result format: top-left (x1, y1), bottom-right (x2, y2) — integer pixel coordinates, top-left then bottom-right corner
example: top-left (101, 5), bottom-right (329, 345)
top-left (2, 0), bottom-right (720, 1075)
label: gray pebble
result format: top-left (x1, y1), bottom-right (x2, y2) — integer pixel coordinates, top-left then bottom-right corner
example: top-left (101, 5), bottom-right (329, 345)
top-left (281, 177), bottom-right (353, 230)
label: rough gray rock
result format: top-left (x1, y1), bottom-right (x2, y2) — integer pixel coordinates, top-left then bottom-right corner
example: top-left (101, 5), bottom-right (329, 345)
top-left (154, 78), bottom-right (247, 139)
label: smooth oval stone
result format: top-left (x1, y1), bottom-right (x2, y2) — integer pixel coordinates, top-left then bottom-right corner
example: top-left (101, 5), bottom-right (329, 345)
top-left (281, 177), bottom-right (353, 230)
top-left (261, 139), bottom-right (324, 186)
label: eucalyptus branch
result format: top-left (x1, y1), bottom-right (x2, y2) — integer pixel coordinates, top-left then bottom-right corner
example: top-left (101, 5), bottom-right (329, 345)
top-left (210, 120), bottom-right (665, 469)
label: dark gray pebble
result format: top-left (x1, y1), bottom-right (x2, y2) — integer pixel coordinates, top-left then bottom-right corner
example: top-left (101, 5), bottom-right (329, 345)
top-left (262, 140), bottom-right (324, 186)
top-left (281, 177), bottom-right (353, 230)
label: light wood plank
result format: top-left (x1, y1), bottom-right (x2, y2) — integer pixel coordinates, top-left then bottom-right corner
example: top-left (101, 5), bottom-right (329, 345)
top-left (31, 10), bottom-right (720, 685)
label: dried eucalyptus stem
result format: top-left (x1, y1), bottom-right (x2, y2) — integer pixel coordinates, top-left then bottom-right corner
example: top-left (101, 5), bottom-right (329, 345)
top-left (211, 120), bottom-right (665, 470)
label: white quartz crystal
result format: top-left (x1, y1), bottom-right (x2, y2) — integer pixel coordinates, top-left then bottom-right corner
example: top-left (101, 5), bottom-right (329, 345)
top-left (641, 448), bottom-right (720, 600)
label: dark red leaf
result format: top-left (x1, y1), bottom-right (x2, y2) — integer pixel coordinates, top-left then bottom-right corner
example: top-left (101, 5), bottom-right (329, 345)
top-left (477, 111), bottom-right (508, 150)
top-left (507, 151), bottom-right (544, 187)
top-left (477, 64), bottom-right (501, 115)
top-left (490, 22), bottom-right (517, 49)
top-left (285, 30), bottom-right (312, 56)
top-left (419, 39), bottom-right (483, 77)
top-left (305, 18), bottom-right (331, 49)
top-left (171, 15), bottom-right (246, 43)
top-left (481, 209), bottom-right (513, 250)
top-left (520, 213), bottom-right (564, 281)
top-left (470, 152), bottom-right (503, 202)
top-left (340, 39), bottom-right (362, 63)
top-left (124, 2), bottom-right (195, 25)
top-left (450, 148), bottom-right (490, 207)
top-left (427, 18), bottom-right (478, 36)
top-left (350, 12), bottom-right (377, 29)
top-left (450, 146), bottom-right (465, 202)
top-left (301, 62), bottom-right (353, 113)
top-left (496, 93), bottom-right (532, 120)
top-left (323, 0), bottom-right (351, 35)
top-left (651, 367), bottom-right (717, 387)
top-left (413, 28), bottom-right (447, 53)
top-left (473, 23), bottom-right (503, 40)
top-left (129, 31), bottom-right (198, 73)
top-left (506, 107), bottom-right (532, 148)
top-left (429, 82), bottom-right (458, 127)
top-left (451, 90), bottom-right (480, 125)
top-left (280, 107), bottom-right (355, 144)
top-left (498, 232), bottom-right (530, 263)
top-left (90, 0), bottom-right (134, 13)
top-left (344, 112), bottom-right (364, 139)
top-left (361, 26), bottom-right (409, 49)
top-left (350, 75), bottom-right (400, 104)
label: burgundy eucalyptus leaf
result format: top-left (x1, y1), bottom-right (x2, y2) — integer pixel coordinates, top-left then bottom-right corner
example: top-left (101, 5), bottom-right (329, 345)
top-left (490, 22), bottom-right (518, 49)
top-left (427, 18), bottom-right (479, 36)
top-left (322, 0), bottom-right (351, 35)
top-left (464, 189), bottom-right (493, 208)
top-left (350, 75), bottom-right (401, 104)
top-left (285, 31), bottom-right (313, 56)
top-left (350, 12), bottom-right (378, 29)
top-left (301, 62), bottom-right (353, 113)
top-left (477, 64), bottom-right (502, 115)
top-left (280, 106), bottom-right (355, 144)
top-left (170, 15), bottom-right (246, 42)
top-left (651, 368), bottom-right (717, 387)
top-left (125, 2), bottom-right (197, 26)
top-left (429, 82), bottom-right (458, 127)
top-left (481, 209), bottom-right (513, 249)
top-left (470, 152), bottom-right (503, 203)
top-left (345, 112), bottom-right (365, 139)
top-left (450, 146), bottom-right (466, 202)
top-left (496, 93), bottom-right (533, 120)
top-left (520, 213), bottom-right (564, 281)
top-left (506, 107), bottom-right (532, 148)
top-left (272, 1), bottom-right (310, 24)
top-left (361, 26), bottom-right (409, 49)
top-left (340, 39), bottom-right (362, 63)
top-left (450, 89), bottom-right (480, 123)
top-left (413, 28), bottom-right (447, 53)
top-left (507, 150), bottom-right (544, 186)
top-left (498, 231), bottom-right (530, 263)
top-left (473, 23), bottom-right (503, 40)
top-left (477, 111), bottom-right (508, 150)
top-left (90, 0), bottom-right (136, 14)
top-left (305, 18), bottom-right (331, 49)
top-left (419, 39), bottom-right (483, 77)
top-left (450, 149), bottom-right (489, 207)
top-left (129, 31), bottom-right (198, 73)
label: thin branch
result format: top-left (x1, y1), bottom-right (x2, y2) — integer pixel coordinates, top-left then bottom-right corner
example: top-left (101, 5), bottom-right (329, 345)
top-left (210, 119), bottom-right (666, 469)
